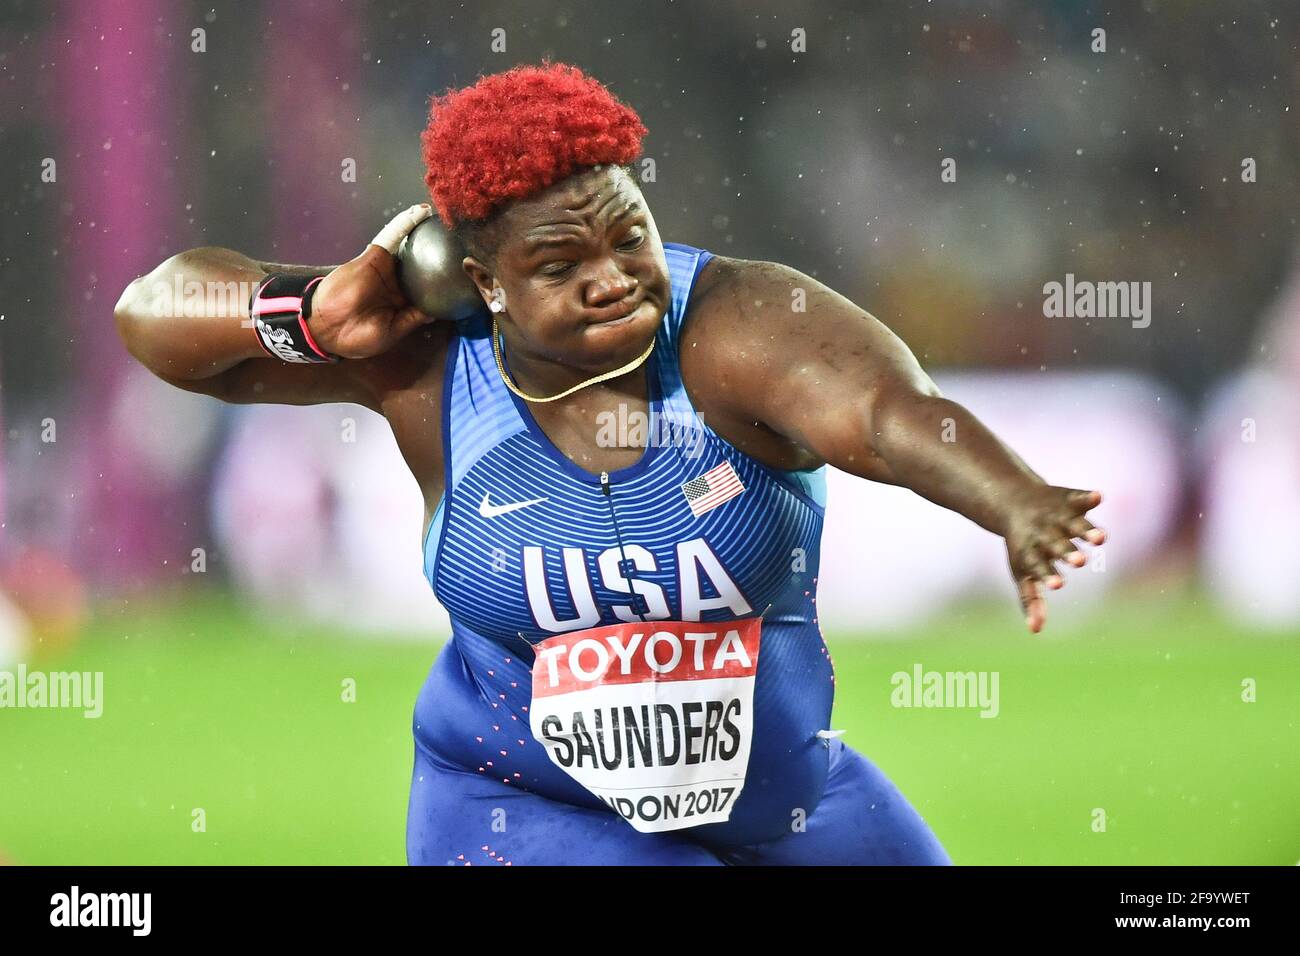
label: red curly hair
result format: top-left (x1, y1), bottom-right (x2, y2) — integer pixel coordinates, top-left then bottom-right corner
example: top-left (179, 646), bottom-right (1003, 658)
top-left (420, 61), bottom-right (648, 229)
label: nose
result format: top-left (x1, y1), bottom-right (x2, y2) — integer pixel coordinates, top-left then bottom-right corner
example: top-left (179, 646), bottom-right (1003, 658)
top-left (585, 258), bottom-right (638, 305)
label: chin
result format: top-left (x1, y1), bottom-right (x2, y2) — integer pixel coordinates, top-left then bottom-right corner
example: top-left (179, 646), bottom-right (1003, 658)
top-left (580, 301), bottom-right (661, 367)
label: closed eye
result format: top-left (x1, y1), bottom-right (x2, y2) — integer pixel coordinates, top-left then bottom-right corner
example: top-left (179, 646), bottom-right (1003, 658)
top-left (538, 232), bottom-right (643, 277)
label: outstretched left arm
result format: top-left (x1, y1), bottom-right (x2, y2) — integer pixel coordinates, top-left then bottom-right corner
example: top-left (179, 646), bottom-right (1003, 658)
top-left (684, 256), bottom-right (1107, 634)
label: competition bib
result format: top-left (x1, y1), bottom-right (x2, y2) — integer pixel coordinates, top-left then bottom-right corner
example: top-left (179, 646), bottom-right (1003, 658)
top-left (529, 617), bottom-right (762, 833)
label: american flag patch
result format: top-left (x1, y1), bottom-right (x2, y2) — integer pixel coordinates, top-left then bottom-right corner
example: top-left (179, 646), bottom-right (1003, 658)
top-left (681, 460), bottom-right (745, 517)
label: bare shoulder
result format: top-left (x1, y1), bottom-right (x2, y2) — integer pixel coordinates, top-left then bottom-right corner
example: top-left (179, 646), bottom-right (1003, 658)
top-left (681, 253), bottom-right (832, 345)
top-left (679, 252), bottom-right (833, 391)
top-left (677, 253), bottom-right (829, 471)
top-left (682, 251), bottom-right (907, 385)
top-left (693, 252), bottom-right (794, 292)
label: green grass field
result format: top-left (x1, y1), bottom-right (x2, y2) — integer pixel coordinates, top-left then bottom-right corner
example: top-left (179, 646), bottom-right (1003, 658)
top-left (2, 584), bottom-right (1297, 865)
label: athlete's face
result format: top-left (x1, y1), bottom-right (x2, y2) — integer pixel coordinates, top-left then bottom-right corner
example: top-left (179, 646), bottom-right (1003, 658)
top-left (466, 165), bottom-right (671, 372)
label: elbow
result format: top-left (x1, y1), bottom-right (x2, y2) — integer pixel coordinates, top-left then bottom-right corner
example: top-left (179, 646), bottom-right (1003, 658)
top-left (113, 275), bottom-right (151, 361)
top-left (114, 252), bottom-right (189, 360)
top-left (865, 383), bottom-right (951, 454)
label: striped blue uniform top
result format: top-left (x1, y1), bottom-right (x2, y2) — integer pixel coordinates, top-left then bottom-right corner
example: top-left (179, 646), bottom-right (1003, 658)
top-left (415, 242), bottom-right (835, 847)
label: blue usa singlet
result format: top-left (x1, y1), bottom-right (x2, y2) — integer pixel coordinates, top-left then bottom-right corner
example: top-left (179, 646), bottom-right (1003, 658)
top-left (415, 242), bottom-right (834, 847)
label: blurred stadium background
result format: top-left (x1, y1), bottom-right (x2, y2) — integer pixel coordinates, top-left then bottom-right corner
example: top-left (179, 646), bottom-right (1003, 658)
top-left (1, 0), bottom-right (1296, 864)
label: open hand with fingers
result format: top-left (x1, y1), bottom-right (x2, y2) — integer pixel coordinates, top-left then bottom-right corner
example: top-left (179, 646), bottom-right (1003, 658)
top-left (1002, 487), bottom-right (1107, 633)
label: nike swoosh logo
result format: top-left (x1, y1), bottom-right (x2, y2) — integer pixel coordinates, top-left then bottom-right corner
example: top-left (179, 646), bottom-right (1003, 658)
top-left (478, 492), bottom-right (548, 519)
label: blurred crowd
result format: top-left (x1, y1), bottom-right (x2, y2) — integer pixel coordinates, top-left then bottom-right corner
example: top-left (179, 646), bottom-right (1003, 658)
top-left (0, 0), bottom-right (1296, 649)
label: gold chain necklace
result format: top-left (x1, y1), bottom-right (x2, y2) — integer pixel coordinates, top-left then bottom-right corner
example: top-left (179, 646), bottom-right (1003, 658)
top-left (491, 315), bottom-right (655, 403)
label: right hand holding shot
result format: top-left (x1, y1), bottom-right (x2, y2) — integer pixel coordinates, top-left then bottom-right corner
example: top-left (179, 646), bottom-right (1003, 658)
top-left (308, 204), bottom-right (442, 359)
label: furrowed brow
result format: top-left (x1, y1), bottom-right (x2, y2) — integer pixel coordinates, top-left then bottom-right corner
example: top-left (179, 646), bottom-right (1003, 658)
top-left (523, 201), bottom-right (645, 255)
top-left (523, 233), bottom-right (580, 253)
top-left (612, 199), bottom-right (643, 222)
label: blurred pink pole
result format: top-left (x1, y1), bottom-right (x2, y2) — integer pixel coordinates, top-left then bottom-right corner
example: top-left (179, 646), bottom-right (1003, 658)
top-left (58, 0), bottom-right (184, 586)
top-left (50, 0), bottom-right (366, 589)
top-left (263, 0), bottom-right (367, 262)
top-left (0, 369), bottom-right (6, 550)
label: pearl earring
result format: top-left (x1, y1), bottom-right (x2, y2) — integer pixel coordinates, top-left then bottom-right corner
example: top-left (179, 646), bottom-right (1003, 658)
top-left (489, 300), bottom-right (504, 313)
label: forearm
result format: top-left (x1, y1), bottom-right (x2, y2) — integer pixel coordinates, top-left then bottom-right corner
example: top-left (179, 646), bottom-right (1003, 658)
top-left (871, 392), bottom-right (1046, 537)
top-left (113, 247), bottom-right (337, 381)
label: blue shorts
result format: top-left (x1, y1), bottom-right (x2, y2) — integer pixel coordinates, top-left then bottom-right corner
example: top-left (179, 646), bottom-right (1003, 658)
top-left (406, 735), bottom-right (953, 865)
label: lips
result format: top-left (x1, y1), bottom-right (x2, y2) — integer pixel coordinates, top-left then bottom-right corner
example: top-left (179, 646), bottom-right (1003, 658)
top-left (587, 299), bottom-right (642, 325)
